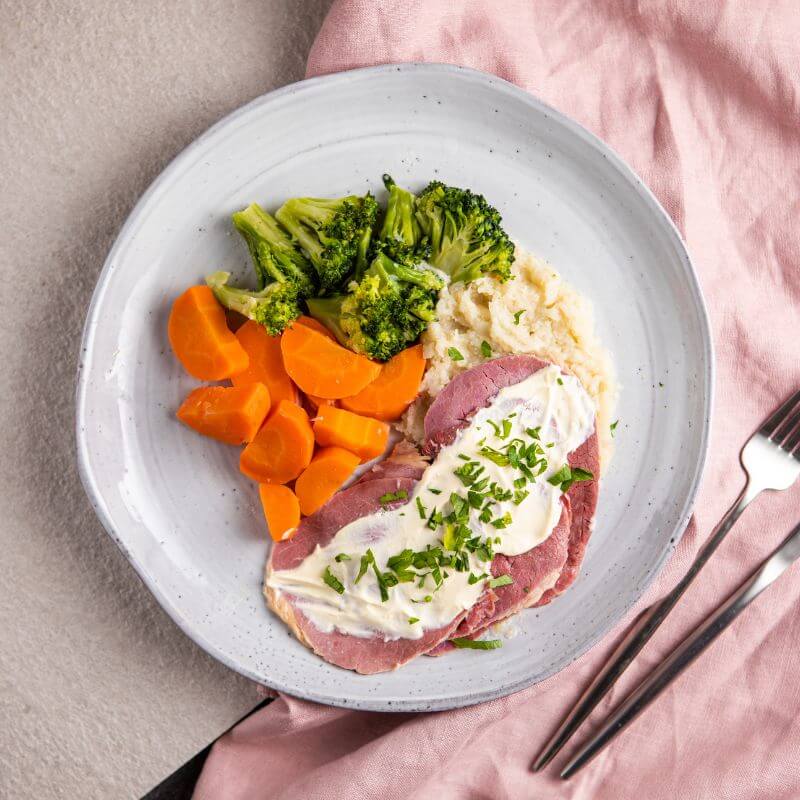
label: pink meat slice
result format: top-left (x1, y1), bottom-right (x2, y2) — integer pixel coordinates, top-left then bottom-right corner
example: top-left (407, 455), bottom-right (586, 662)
top-left (423, 355), bottom-right (551, 456)
top-left (423, 355), bottom-right (600, 651)
top-left (268, 473), bottom-right (467, 674)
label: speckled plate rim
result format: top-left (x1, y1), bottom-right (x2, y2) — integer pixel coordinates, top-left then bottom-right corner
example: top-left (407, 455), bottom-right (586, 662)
top-left (76, 63), bottom-right (714, 711)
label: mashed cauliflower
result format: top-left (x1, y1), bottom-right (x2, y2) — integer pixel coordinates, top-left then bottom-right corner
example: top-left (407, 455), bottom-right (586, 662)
top-left (399, 248), bottom-right (617, 469)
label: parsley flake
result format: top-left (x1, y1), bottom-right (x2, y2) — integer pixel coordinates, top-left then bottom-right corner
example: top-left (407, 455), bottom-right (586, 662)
top-left (450, 637), bottom-right (502, 650)
top-left (322, 566), bottom-right (345, 595)
top-left (447, 347), bottom-right (465, 362)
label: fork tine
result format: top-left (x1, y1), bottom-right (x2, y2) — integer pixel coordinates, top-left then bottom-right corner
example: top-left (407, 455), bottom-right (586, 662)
top-left (784, 418), bottom-right (800, 457)
top-left (759, 389), bottom-right (800, 440)
top-left (773, 404), bottom-right (800, 447)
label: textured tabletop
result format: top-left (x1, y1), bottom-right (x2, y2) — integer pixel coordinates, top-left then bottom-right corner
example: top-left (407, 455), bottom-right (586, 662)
top-left (0, 2), bottom-right (331, 797)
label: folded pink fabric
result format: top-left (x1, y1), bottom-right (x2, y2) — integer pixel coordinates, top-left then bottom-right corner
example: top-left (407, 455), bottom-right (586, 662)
top-left (194, 2), bottom-right (800, 797)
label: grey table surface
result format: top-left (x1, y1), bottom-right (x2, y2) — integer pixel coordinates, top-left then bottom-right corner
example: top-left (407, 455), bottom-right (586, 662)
top-left (0, 2), bottom-right (333, 797)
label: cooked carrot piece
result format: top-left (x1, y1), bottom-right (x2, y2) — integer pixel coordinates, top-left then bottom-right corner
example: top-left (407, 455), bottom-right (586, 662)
top-left (177, 384), bottom-right (270, 445)
top-left (168, 285), bottom-right (249, 380)
top-left (280, 322), bottom-right (381, 399)
top-left (232, 320), bottom-right (299, 405)
top-left (294, 447), bottom-right (360, 516)
top-left (259, 484), bottom-right (301, 541)
top-left (340, 344), bottom-right (426, 421)
top-left (295, 315), bottom-right (335, 340)
top-left (313, 405), bottom-right (390, 462)
top-left (240, 400), bottom-right (314, 483)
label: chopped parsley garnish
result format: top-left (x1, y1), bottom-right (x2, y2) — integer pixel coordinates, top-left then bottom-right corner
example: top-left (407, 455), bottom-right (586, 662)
top-left (513, 489), bottom-right (529, 505)
top-left (408, 617), bottom-right (420, 624)
top-left (454, 459), bottom-right (485, 486)
top-left (428, 487), bottom-right (442, 495)
top-left (355, 550), bottom-right (375, 584)
top-left (379, 489), bottom-right (408, 505)
top-left (412, 595), bottom-right (433, 604)
top-left (479, 445), bottom-right (510, 467)
top-left (557, 377), bottom-right (564, 385)
top-left (480, 340), bottom-right (492, 358)
top-left (513, 310), bottom-right (524, 325)
top-left (468, 572), bottom-right (488, 585)
top-left (416, 497), bottom-right (427, 519)
top-left (334, 553), bottom-right (351, 562)
top-left (447, 347), bottom-right (465, 362)
top-left (478, 506), bottom-right (493, 523)
top-left (547, 464), bottom-right (595, 493)
top-left (525, 426), bottom-right (541, 439)
top-left (322, 566), bottom-right (345, 595)
top-left (450, 637), bottom-right (502, 650)
top-left (488, 574), bottom-right (513, 588)
top-left (490, 512), bottom-right (513, 529)
top-left (610, 419), bottom-right (619, 437)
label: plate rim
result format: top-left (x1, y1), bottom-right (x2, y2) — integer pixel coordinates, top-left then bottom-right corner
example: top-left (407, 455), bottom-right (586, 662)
top-left (75, 62), bottom-right (715, 711)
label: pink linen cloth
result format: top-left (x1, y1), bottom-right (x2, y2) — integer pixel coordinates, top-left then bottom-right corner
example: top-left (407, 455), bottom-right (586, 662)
top-left (193, 2), bottom-right (800, 798)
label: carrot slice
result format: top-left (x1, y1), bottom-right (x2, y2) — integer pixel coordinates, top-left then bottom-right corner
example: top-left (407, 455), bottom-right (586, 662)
top-left (295, 315), bottom-right (335, 340)
top-left (240, 400), bottom-right (314, 483)
top-left (176, 384), bottom-right (270, 445)
top-left (280, 322), bottom-right (381, 399)
top-left (313, 405), bottom-right (390, 462)
top-left (168, 285), bottom-right (248, 380)
top-left (259, 484), bottom-right (301, 541)
top-left (295, 447), bottom-right (360, 516)
top-left (232, 320), bottom-right (299, 405)
top-left (340, 344), bottom-right (426, 421)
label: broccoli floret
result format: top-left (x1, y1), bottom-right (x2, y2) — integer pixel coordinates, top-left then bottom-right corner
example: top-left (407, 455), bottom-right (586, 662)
top-left (231, 203), bottom-right (317, 296)
top-left (373, 174), bottom-right (430, 267)
top-left (415, 181), bottom-right (515, 284)
top-left (306, 253), bottom-right (444, 361)
top-left (275, 193), bottom-right (379, 295)
top-left (206, 271), bottom-right (300, 336)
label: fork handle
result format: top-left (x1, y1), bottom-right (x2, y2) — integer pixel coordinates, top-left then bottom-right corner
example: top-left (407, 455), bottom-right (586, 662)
top-left (531, 480), bottom-right (761, 771)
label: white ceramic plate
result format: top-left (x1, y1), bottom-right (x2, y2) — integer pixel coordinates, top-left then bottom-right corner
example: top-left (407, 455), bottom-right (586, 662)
top-left (77, 64), bottom-right (712, 711)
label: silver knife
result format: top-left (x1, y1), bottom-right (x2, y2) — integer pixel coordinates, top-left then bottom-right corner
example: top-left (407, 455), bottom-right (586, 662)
top-left (559, 518), bottom-right (800, 778)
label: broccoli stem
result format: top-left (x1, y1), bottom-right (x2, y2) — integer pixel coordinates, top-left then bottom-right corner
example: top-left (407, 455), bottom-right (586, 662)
top-left (305, 296), bottom-right (350, 347)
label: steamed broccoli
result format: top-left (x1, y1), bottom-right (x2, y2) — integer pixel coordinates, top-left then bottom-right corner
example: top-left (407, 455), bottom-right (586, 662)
top-left (415, 181), bottom-right (515, 284)
top-left (306, 253), bottom-right (444, 361)
top-left (372, 175), bottom-right (430, 267)
top-left (231, 203), bottom-right (317, 296)
top-left (206, 271), bottom-right (300, 336)
top-left (275, 193), bottom-right (379, 295)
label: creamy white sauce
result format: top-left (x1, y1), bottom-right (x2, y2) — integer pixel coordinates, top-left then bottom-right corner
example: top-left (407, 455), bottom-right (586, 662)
top-left (266, 365), bottom-right (594, 641)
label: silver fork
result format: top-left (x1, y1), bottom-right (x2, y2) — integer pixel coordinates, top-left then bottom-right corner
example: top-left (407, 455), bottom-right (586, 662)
top-left (532, 389), bottom-right (800, 773)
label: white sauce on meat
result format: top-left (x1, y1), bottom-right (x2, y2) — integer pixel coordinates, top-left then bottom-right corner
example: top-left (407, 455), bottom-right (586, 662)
top-left (266, 365), bottom-right (594, 641)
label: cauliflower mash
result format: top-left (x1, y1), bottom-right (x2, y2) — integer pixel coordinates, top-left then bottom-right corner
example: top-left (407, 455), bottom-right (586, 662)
top-left (399, 248), bottom-right (617, 469)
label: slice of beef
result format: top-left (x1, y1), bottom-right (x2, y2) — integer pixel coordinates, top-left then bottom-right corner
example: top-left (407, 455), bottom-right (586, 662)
top-left (537, 433), bottom-right (599, 605)
top-left (354, 440), bottom-right (428, 485)
top-left (423, 355), bottom-right (550, 456)
top-left (267, 470), bottom-right (467, 674)
top-left (422, 355), bottom-right (600, 649)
